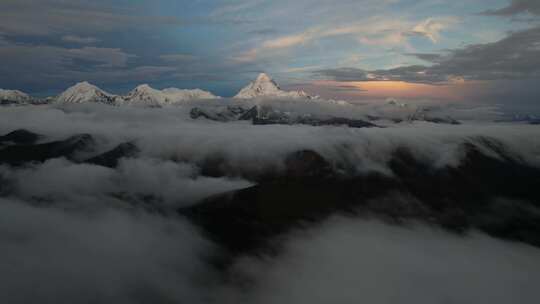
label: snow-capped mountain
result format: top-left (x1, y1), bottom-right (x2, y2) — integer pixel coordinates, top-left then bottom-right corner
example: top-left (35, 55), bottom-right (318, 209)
top-left (161, 88), bottom-right (218, 102)
top-left (0, 89), bottom-right (33, 105)
top-left (55, 82), bottom-right (117, 104)
top-left (234, 73), bottom-right (311, 99)
top-left (120, 84), bottom-right (218, 106)
top-left (120, 84), bottom-right (166, 107)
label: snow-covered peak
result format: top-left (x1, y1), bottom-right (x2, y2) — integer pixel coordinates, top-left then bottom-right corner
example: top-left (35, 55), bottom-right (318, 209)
top-left (161, 88), bottom-right (218, 102)
top-left (65, 81), bottom-right (97, 93)
top-left (120, 84), bottom-right (166, 106)
top-left (235, 73), bottom-right (282, 98)
top-left (0, 89), bottom-right (33, 104)
top-left (56, 82), bottom-right (116, 104)
top-left (53, 81), bottom-right (218, 106)
top-left (255, 73), bottom-right (274, 84)
top-left (133, 84), bottom-right (154, 92)
top-left (234, 73), bottom-right (311, 99)
top-left (120, 85), bottom-right (218, 106)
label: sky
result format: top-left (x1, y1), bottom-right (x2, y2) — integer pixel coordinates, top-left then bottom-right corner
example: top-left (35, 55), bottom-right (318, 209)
top-left (0, 0), bottom-right (539, 109)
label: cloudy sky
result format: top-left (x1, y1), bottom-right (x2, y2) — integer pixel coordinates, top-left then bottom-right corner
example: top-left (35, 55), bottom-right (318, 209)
top-left (0, 0), bottom-right (539, 107)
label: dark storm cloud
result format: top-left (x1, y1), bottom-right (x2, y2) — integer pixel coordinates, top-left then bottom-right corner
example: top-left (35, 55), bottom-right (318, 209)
top-left (316, 25), bottom-right (540, 84)
top-left (0, 0), bottom-right (206, 94)
top-left (62, 35), bottom-right (100, 44)
top-left (0, 34), bottom-right (245, 93)
top-left (0, 0), bottom-right (183, 36)
top-left (159, 54), bottom-right (199, 63)
top-left (0, 42), bottom-right (176, 91)
top-left (404, 53), bottom-right (444, 63)
top-left (0, 44), bottom-right (134, 69)
top-left (314, 68), bottom-right (372, 82)
top-left (483, 0), bottom-right (540, 16)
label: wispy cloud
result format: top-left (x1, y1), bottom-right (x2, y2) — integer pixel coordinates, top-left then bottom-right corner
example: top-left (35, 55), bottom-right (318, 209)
top-left (210, 0), bottom-right (265, 17)
top-left (235, 17), bottom-right (457, 62)
top-left (159, 54), bottom-right (199, 62)
top-left (62, 35), bottom-right (100, 44)
top-left (406, 17), bottom-right (459, 43)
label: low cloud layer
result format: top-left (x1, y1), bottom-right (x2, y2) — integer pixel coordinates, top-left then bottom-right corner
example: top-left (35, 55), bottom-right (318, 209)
top-left (0, 102), bottom-right (539, 174)
top-left (0, 102), bottom-right (539, 302)
top-left (0, 158), bottom-right (251, 210)
top-left (225, 217), bottom-right (540, 304)
top-left (0, 198), bottom-right (215, 304)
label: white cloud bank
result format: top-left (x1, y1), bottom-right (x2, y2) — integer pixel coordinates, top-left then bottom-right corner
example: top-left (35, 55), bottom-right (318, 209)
top-left (0, 101), bottom-right (539, 303)
top-left (224, 217), bottom-right (540, 304)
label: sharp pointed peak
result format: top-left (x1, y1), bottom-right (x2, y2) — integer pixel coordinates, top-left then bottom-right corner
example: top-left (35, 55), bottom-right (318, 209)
top-left (134, 84), bottom-right (153, 90)
top-left (68, 81), bottom-right (100, 90)
top-left (256, 73), bottom-right (273, 81)
top-left (74, 81), bottom-right (93, 86)
top-left (234, 72), bottom-right (312, 99)
top-left (56, 81), bottom-right (115, 104)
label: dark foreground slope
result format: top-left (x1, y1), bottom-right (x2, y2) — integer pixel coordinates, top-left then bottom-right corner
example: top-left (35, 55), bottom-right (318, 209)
top-left (0, 129), bottom-right (138, 167)
top-left (181, 137), bottom-right (540, 257)
top-left (1, 129), bottom-right (539, 262)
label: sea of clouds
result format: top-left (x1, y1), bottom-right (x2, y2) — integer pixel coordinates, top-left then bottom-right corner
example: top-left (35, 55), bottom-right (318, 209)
top-left (0, 100), bottom-right (539, 303)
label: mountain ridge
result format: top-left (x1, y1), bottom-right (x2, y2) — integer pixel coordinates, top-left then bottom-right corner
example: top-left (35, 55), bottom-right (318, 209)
top-left (55, 81), bottom-right (117, 104)
top-left (0, 88), bottom-right (34, 105)
top-left (119, 84), bottom-right (219, 106)
top-left (234, 73), bottom-right (312, 99)
top-left (2, 73), bottom-right (314, 106)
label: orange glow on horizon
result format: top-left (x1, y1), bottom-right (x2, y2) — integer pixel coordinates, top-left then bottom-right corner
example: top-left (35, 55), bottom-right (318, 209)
top-left (311, 80), bottom-right (487, 101)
